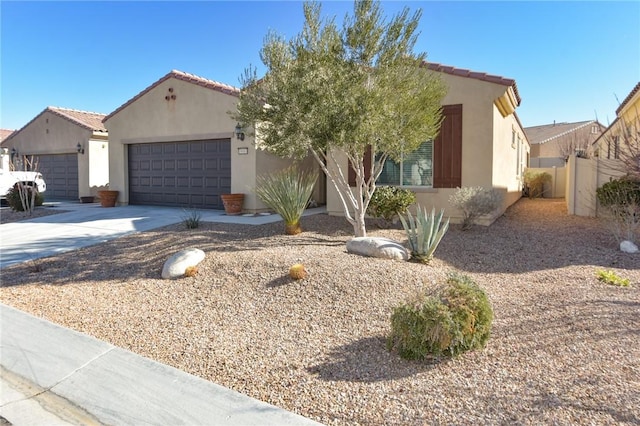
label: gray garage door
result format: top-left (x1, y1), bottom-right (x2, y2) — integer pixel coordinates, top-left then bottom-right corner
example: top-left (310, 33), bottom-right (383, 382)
top-left (128, 139), bottom-right (231, 209)
top-left (37, 154), bottom-right (79, 200)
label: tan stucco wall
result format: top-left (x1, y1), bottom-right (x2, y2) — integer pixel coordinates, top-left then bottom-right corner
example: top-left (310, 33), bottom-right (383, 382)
top-left (326, 71), bottom-right (526, 226)
top-left (105, 77), bottom-right (241, 206)
top-left (82, 138), bottom-right (110, 197)
top-left (4, 111), bottom-right (92, 157)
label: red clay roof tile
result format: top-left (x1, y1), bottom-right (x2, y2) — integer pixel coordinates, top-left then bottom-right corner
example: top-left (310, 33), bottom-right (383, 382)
top-left (425, 62), bottom-right (521, 105)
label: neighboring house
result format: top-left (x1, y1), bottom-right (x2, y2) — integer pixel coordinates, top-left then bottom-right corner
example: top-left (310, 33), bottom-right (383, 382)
top-left (326, 62), bottom-right (530, 226)
top-left (525, 120), bottom-right (604, 167)
top-left (2, 107), bottom-right (109, 200)
top-left (0, 129), bottom-right (16, 170)
top-left (102, 70), bottom-right (322, 210)
top-left (593, 81), bottom-right (640, 166)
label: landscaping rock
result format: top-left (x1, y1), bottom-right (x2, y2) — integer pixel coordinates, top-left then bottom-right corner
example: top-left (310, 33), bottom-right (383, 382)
top-left (346, 237), bottom-right (409, 261)
top-left (620, 240), bottom-right (639, 254)
top-left (161, 248), bottom-right (206, 279)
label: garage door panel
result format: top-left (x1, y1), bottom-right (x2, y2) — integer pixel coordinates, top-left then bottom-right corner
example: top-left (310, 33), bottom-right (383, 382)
top-left (37, 154), bottom-right (78, 200)
top-left (128, 139), bottom-right (231, 209)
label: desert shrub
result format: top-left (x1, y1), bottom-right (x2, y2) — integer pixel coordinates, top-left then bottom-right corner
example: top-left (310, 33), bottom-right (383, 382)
top-left (181, 208), bottom-right (202, 229)
top-left (449, 187), bottom-right (503, 230)
top-left (367, 186), bottom-right (416, 222)
top-left (6, 184), bottom-right (44, 212)
top-left (523, 170), bottom-right (552, 199)
top-left (387, 273), bottom-right (493, 359)
top-left (255, 166), bottom-right (318, 235)
top-left (596, 177), bottom-right (640, 207)
top-left (596, 269), bottom-right (630, 287)
top-left (596, 177), bottom-right (640, 243)
top-left (399, 205), bottom-right (449, 264)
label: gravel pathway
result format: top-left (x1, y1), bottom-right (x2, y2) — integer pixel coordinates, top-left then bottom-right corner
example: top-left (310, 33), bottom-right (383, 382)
top-left (1, 198), bottom-right (638, 425)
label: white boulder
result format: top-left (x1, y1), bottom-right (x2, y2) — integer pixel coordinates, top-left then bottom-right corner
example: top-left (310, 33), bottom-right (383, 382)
top-left (620, 240), bottom-right (639, 254)
top-left (161, 248), bottom-right (206, 279)
top-left (346, 237), bottom-right (409, 261)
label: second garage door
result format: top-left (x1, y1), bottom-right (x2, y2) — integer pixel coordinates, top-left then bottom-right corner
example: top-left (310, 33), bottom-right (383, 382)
top-left (128, 139), bottom-right (231, 209)
top-left (37, 154), bottom-right (79, 200)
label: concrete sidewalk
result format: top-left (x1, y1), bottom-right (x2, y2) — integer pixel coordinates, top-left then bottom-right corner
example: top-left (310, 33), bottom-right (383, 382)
top-left (0, 304), bottom-right (322, 425)
top-left (0, 201), bottom-right (325, 269)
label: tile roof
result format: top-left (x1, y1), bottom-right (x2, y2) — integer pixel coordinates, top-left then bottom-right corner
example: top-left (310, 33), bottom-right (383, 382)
top-left (524, 120), bottom-right (596, 145)
top-left (4, 107), bottom-right (107, 144)
top-left (616, 81), bottom-right (640, 115)
top-left (47, 107), bottom-right (107, 132)
top-left (0, 129), bottom-right (16, 143)
top-left (103, 70), bottom-right (240, 123)
top-left (425, 62), bottom-right (521, 105)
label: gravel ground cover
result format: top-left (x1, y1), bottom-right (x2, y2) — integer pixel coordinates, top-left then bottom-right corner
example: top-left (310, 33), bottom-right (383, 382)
top-left (0, 205), bottom-right (69, 224)
top-left (1, 198), bottom-right (639, 425)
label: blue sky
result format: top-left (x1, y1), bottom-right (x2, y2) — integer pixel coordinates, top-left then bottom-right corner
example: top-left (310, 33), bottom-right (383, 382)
top-left (1, 1), bottom-right (638, 131)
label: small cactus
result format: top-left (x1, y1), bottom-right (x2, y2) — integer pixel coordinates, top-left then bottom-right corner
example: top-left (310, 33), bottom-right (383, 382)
top-left (184, 266), bottom-right (198, 278)
top-left (289, 263), bottom-right (307, 280)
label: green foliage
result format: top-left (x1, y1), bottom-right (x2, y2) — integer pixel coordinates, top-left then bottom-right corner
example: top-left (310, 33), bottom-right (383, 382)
top-left (367, 186), bottom-right (416, 221)
top-left (255, 166), bottom-right (318, 235)
top-left (181, 208), bottom-right (202, 229)
top-left (596, 270), bottom-right (630, 287)
top-left (596, 177), bottom-right (640, 207)
top-left (399, 205), bottom-right (449, 264)
top-left (387, 273), bottom-right (493, 359)
top-left (6, 184), bottom-right (43, 212)
top-left (596, 177), bottom-right (640, 243)
top-left (236, 0), bottom-right (446, 237)
top-left (449, 187), bottom-right (503, 230)
top-left (523, 170), bottom-right (552, 199)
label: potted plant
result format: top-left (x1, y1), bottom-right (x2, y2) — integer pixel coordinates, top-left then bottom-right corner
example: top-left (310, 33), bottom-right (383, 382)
top-left (220, 193), bottom-right (244, 215)
top-left (98, 189), bottom-right (119, 207)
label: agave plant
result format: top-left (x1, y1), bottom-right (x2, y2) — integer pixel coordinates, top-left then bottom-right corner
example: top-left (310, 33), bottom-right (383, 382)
top-left (255, 166), bottom-right (318, 235)
top-left (399, 205), bottom-right (450, 264)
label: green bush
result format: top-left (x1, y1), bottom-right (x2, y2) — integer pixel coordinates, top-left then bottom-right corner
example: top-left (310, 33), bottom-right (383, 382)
top-left (367, 186), bottom-right (416, 221)
top-left (399, 205), bottom-right (449, 264)
top-left (387, 273), bottom-right (493, 359)
top-left (596, 177), bottom-right (640, 207)
top-left (449, 187), bottom-right (503, 230)
top-left (523, 170), bottom-right (552, 199)
top-left (255, 166), bottom-right (318, 235)
top-left (6, 184), bottom-right (44, 212)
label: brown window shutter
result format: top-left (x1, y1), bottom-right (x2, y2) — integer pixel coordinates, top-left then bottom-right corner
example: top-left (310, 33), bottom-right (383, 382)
top-left (348, 145), bottom-right (372, 186)
top-left (433, 104), bottom-right (463, 188)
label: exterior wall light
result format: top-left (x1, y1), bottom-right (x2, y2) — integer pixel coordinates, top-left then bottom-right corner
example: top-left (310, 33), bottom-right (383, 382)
top-left (77, 143), bottom-right (85, 154)
top-left (234, 123), bottom-right (245, 141)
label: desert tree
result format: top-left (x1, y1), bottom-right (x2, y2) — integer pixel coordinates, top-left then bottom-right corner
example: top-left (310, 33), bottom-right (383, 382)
top-left (235, 0), bottom-right (446, 237)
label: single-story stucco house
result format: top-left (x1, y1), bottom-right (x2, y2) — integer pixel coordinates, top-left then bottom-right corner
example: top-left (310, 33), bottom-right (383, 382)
top-left (102, 70), bottom-right (322, 211)
top-left (1, 107), bottom-right (109, 200)
top-left (326, 62), bottom-right (530, 225)
top-left (525, 120), bottom-right (604, 167)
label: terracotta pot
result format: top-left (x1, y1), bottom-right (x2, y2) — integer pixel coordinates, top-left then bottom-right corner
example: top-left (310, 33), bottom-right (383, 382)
top-left (98, 190), bottom-right (119, 208)
top-left (220, 193), bottom-right (244, 215)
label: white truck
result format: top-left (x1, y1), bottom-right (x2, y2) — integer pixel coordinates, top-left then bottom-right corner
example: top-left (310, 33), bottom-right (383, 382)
top-left (0, 168), bottom-right (47, 199)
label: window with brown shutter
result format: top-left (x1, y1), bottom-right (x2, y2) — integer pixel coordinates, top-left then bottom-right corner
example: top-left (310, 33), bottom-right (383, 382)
top-left (433, 104), bottom-right (463, 188)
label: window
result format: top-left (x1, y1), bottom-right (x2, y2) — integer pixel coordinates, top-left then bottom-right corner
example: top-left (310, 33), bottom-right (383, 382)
top-left (376, 141), bottom-right (433, 187)
top-left (614, 135), bottom-right (620, 159)
top-left (591, 125), bottom-right (600, 134)
top-left (376, 104), bottom-right (463, 189)
top-left (516, 134), bottom-right (521, 176)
